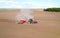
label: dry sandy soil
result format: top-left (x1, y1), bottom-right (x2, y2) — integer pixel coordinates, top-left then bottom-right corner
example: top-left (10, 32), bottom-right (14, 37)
top-left (0, 9), bottom-right (60, 38)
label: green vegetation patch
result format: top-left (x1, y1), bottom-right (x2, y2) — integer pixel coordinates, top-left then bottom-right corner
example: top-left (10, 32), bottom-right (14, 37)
top-left (44, 8), bottom-right (60, 12)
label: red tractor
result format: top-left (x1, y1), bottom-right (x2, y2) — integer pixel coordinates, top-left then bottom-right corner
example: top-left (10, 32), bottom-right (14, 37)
top-left (17, 19), bottom-right (38, 24)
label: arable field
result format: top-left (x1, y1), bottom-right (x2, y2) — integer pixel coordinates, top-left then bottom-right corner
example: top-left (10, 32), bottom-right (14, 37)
top-left (0, 9), bottom-right (60, 38)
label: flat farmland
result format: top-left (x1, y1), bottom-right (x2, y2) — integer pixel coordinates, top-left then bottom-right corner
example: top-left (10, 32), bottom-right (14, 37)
top-left (0, 9), bottom-right (60, 38)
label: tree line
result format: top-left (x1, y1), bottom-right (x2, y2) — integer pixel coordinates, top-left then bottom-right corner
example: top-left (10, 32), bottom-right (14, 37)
top-left (44, 8), bottom-right (60, 12)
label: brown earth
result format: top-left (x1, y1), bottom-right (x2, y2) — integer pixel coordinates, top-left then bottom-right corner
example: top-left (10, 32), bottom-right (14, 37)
top-left (0, 9), bottom-right (60, 38)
